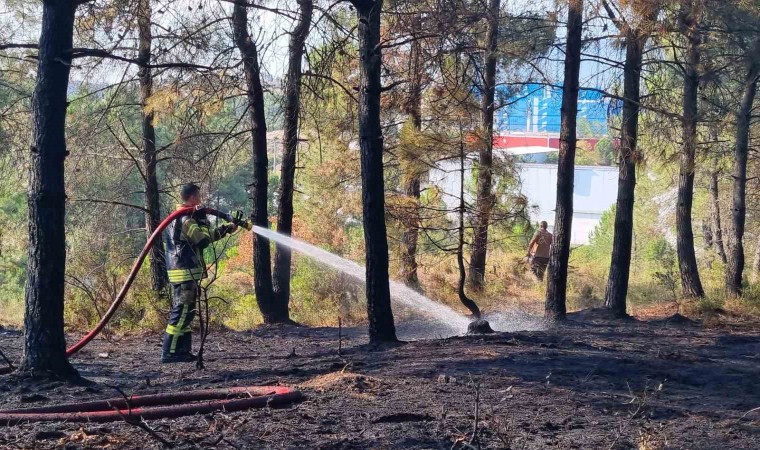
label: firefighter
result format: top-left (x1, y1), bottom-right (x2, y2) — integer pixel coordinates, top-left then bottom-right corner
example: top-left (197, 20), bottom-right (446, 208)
top-left (161, 183), bottom-right (241, 363)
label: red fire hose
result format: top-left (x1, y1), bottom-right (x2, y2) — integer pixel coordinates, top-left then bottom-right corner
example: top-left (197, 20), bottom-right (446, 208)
top-left (0, 385), bottom-right (303, 424)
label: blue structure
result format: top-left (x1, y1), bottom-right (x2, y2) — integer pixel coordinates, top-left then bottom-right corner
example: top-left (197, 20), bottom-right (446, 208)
top-left (496, 83), bottom-right (613, 136)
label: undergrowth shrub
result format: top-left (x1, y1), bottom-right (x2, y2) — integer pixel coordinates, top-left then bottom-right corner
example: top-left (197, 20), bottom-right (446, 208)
top-left (222, 293), bottom-right (262, 330)
top-left (720, 284), bottom-right (760, 317)
top-left (289, 256), bottom-right (364, 326)
top-left (0, 178), bottom-right (26, 327)
top-left (0, 296), bottom-right (23, 327)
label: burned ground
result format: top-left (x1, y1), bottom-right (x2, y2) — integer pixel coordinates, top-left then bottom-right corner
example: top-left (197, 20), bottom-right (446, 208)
top-left (0, 313), bottom-right (758, 449)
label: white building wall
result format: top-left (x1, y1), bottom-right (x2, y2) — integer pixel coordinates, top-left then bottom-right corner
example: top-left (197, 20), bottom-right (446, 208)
top-left (517, 163), bottom-right (619, 244)
top-left (427, 157), bottom-right (475, 212)
top-left (427, 161), bottom-right (619, 245)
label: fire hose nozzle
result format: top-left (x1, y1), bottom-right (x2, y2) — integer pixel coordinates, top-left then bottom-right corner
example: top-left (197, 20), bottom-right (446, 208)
top-left (222, 210), bottom-right (253, 231)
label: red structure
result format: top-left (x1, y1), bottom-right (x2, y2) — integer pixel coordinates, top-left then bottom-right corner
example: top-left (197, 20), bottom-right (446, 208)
top-left (492, 134), bottom-right (600, 150)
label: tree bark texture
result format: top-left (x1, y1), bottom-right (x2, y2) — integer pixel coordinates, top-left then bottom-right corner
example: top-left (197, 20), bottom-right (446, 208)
top-left (604, 27), bottom-right (645, 318)
top-left (545, 0), bottom-right (583, 321)
top-left (398, 38), bottom-right (423, 287)
top-left (137, 0), bottom-right (167, 293)
top-left (726, 39), bottom-right (760, 296)
top-left (709, 165), bottom-right (727, 265)
top-left (468, 0), bottom-right (500, 291)
top-left (232, 3), bottom-right (279, 322)
top-left (676, 4), bottom-right (705, 298)
top-left (352, 0), bottom-right (397, 343)
top-left (272, 0), bottom-right (313, 319)
top-left (21, 0), bottom-right (78, 377)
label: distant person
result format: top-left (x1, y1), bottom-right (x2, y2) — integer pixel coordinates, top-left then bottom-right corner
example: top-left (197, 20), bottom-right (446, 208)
top-left (161, 183), bottom-right (240, 363)
top-left (526, 221), bottom-right (553, 281)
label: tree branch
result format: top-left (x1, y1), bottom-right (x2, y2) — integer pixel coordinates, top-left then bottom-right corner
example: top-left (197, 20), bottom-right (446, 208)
top-left (71, 198), bottom-right (149, 213)
top-left (219, 0), bottom-right (298, 19)
top-left (303, 70), bottom-right (358, 102)
top-left (0, 43), bottom-right (38, 51)
top-left (69, 48), bottom-right (216, 70)
top-left (381, 80), bottom-right (406, 92)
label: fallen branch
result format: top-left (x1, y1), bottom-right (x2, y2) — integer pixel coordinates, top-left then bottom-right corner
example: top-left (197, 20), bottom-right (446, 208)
top-left (130, 418), bottom-right (175, 448)
top-left (736, 406), bottom-right (760, 423)
top-left (468, 379), bottom-right (481, 449)
top-left (108, 385), bottom-right (175, 448)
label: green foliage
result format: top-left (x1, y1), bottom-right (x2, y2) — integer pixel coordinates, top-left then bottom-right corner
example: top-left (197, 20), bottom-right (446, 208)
top-left (223, 293), bottom-right (263, 330)
top-left (693, 294), bottom-right (726, 315)
top-left (643, 238), bottom-right (677, 274)
top-left (595, 137), bottom-right (617, 165)
top-left (573, 134), bottom-right (617, 166)
top-left (0, 166), bottom-right (27, 326)
top-left (576, 206), bottom-right (617, 264)
top-left (289, 257), bottom-right (343, 325)
top-left (570, 200), bottom-right (683, 308)
top-left (101, 268), bottom-right (167, 333)
top-left (497, 13), bottom-right (556, 68)
top-left (734, 284), bottom-right (760, 316)
top-left (644, 238), bottom-right (679, 300)
top-left (211, 161), bottom-right (253, 211)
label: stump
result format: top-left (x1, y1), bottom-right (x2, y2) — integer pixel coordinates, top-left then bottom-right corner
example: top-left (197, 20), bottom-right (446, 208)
top-left (467, 319), bottom-right (495, 335)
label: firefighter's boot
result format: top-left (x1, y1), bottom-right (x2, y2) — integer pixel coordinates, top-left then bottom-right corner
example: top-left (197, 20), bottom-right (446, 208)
top-left (177, 332), bottom-right (196, 360)
top-left (161, 332), bottom-right (195, 363)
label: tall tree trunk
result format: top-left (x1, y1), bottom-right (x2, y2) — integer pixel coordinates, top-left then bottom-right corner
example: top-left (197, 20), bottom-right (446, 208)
top-left (232, 3), bottom-right (278, 322)
top-left (604, 27), bottom-right (645, 318)
top-left (20, 0), bottom-right (78, 378)
top-left (351, 0), bottom-right (397, 343)
top-left (272, 0), bottom-right (313, 321)
top-left (702, 213), bottom-right (713, 249)
top-left (726, 40), bottom-right (760, 296)
top-left (545, 0), bottom-right (583, 321)
top-left (458, 132), bottom-right (481, 318)
top-left (675, 3), bottom-right (705, 298)
top-left (399, 169), bottom-right (421, 287)
top-left (709, 163), bottom-right (727, 265)
top-left (398, 38), bottom-right (423, 287)
top-left (468, 0), bottom-right (500, 291)
top-left (136, 0), bottom-right (167, 293)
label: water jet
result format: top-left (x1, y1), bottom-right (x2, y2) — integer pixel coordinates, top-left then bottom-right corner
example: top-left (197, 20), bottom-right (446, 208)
top-left (252, 226), bottom-right (472, 332)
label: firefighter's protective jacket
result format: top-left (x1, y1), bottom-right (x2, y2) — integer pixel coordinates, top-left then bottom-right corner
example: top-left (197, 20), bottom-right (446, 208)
top-left (165, 206), bottom-right (233, 283)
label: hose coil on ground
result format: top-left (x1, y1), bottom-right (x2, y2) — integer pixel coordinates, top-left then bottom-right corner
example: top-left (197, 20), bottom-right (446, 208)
top-left (0, 385), bottom-right (303, 425)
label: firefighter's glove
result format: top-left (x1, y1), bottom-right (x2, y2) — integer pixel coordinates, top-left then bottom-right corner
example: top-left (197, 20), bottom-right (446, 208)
top-left (231, 210), bottom-right (245, 225)
top-left (223, 223), bottom-right (238, 236)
